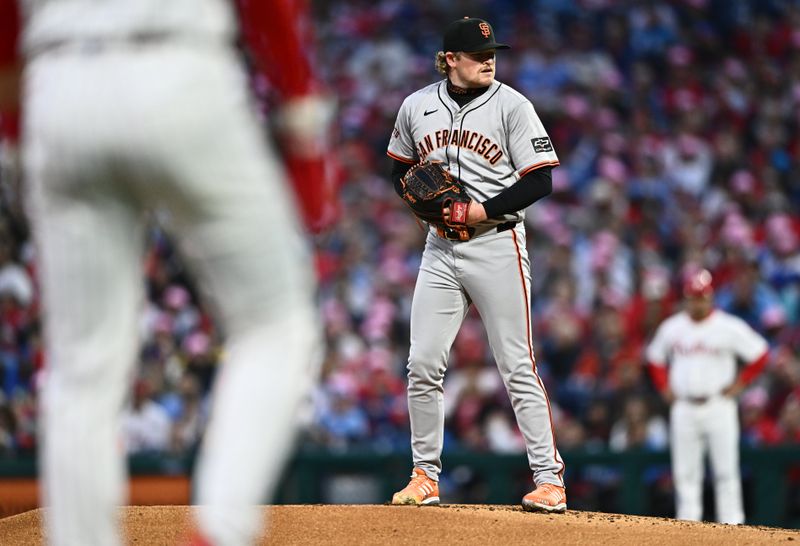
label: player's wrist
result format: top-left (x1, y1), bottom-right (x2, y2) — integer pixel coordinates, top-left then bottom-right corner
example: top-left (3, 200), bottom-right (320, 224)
top-left (480, 199), bottom-right (499, 220)
top-left (468, 201), bottom-right (488, 225)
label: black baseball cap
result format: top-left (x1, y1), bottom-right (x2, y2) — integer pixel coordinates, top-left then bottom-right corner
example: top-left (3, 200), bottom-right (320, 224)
top-left (443, 17), bottom-right (510, 53)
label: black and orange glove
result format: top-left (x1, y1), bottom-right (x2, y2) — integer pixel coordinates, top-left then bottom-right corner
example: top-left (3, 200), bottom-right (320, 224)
top-left (399, 161), bottom-right (473, 240)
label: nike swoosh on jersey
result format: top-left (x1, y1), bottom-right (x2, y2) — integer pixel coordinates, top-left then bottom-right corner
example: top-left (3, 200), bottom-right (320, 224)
top-left (424, 109), bottom-right (438, 116)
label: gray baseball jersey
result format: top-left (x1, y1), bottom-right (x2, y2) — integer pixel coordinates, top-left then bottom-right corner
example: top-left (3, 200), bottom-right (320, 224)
top-left (388, 79), bottom-right (559, 229)
top-left (388, 79), bottom-right (565, 492)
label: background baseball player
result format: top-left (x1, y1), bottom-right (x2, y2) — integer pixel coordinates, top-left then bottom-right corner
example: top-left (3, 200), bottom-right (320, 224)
top-left (387, 17), bottom-right (565, 512)
top-left (0, 0), bottom-right (334, 545)
top-left (647, 269), bottom-right (769, 524)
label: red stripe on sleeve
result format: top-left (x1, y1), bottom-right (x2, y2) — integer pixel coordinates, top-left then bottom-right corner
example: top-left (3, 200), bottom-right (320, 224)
top-left (647, 363), bottom-right (669, 394)
top-left (738, 350), bottom-right (769, 386)
top-left (518, 160), bottom-right (560, 178)
top-left (387, 151), bottom-right (416, 164)
top-left (0, 0), bottom-right (19, 67)
top-left (235, 0), bottom-right (318, 98)
top-left (0, 0), bottom-right (21, 142)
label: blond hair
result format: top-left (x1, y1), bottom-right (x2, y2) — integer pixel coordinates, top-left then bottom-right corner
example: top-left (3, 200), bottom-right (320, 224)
top-left (435, 51), bottom-right (458, 75)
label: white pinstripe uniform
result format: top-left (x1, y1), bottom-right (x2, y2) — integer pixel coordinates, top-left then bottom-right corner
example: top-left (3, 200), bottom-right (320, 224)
top-left (20, 1), bottom-right (319, 545)
top-left (648, 310), bottom-right (768, 524)
top-left (387, 79), bottom-right (565, 489)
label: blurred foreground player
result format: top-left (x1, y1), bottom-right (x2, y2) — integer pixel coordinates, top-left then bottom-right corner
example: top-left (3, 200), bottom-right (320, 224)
top-left (647, 269), bottom-right (769, 524)
top-left (0, 0), bottom-right (335, 544)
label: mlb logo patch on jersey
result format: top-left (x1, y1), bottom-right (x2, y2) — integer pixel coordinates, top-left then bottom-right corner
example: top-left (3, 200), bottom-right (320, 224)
top-left (531, 137), bottom-right (553, 153)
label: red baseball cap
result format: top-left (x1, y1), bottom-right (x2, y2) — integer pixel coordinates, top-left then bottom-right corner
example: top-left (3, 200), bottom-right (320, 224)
top-left (683, 269), bottom-right (714, 298)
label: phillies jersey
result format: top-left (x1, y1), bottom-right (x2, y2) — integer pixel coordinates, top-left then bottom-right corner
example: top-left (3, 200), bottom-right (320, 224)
top-left (20, 0), bottom-right (235, 53)
top-left (646, 310), bottom-right (768, 398)
top-left (387, 79), bottom-right (559, 227)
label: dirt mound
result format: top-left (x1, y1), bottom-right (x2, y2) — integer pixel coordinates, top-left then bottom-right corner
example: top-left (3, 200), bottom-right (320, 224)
top-left (2, 505), bottom-right (797, 545)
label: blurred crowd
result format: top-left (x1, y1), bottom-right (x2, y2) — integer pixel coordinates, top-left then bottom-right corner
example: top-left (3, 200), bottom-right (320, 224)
top-left (0, 0), bottom-right (798, 492)
top-left (306, 0), bottom-right (800, 459)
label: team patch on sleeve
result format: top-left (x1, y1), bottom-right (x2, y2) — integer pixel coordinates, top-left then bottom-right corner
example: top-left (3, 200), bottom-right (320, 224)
top-left (531, 137), bottom-right (553, 153)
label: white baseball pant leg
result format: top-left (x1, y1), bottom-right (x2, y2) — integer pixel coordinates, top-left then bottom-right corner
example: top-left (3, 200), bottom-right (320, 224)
top-left (706, 397), bottom-right (744, 524)
top-left (670, 401), bottom-right (706, 521)
top-left (25, 55), bottom-right (147, 546)
top-left (140, 47), bottom-right (320, 545)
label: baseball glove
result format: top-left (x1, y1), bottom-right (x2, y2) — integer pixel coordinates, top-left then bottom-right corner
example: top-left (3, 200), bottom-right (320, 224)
top-left (399, 161), bottom-right (474, 241)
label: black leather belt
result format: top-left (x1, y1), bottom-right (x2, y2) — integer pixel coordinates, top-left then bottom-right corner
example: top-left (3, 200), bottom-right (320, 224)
top-left (436, 221), bottom-right (517, 241)
top-left (686, 396), bottom-right (709, 405)
top-left (496, 221), bottom-right (518, 233)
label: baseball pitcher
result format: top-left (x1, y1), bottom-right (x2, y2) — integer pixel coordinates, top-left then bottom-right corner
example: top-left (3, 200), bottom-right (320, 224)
top-left (647, 269), bottom-right (769, 524)
top-left (1, 0), bottom-right (335, 545)
top-left (388, 17), bottom-right (566, 512)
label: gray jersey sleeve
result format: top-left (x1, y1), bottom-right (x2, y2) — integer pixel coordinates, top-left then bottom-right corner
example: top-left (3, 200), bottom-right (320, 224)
top-left (506, 100), bottom-right (559, 178)
top-left (387, 98), bottom-right (418, 164)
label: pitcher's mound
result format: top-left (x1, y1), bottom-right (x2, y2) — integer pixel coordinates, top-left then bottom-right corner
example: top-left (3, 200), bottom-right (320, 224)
top-left (2, 504), bottom-right (797, 545)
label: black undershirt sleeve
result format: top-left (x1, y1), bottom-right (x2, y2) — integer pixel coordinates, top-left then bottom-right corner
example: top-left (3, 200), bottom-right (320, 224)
top-left (391, 160), bottom-right (553, 219)
top-left (391, 159), bottom-right (414, 197)
top-left (481, 167), bottom-right (553, 218)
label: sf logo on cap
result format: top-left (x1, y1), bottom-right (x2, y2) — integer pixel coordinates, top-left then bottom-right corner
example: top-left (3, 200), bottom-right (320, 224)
top-left (479, 22), bottom-right (491, 38)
